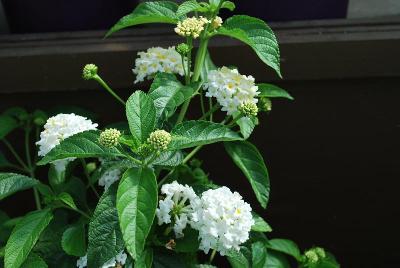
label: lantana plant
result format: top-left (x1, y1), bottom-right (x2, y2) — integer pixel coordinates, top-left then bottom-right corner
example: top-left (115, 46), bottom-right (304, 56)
top-left (0, 1), bottom-right (340, 267)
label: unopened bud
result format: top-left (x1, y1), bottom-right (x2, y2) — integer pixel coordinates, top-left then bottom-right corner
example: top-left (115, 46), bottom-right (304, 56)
top-left (147, 130), bottom-right (172, 151)
top-left (239, 101), bottom-right (258, 117)
top-left (259, 97), bottom-right (272, 112)
top-left (176, 43), bottom-right (190, 55)
top-left (82, 64), bottom-right (98, 80)
top-left (99, 128), bottom-right (121, 147)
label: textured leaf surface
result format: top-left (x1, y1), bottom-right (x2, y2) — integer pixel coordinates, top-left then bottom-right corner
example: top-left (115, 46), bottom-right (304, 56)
top-left (5, 209), bottom-right (53, 268)
top-left (217, 15), bottom-right (281, 77)
top-left (37, 131), bottom-right (124, 165)
top-left (176, 0), bottom-right (202, 17)
top-left (224, 141), bottom-right (270, 208)
top-left (252, 213), bottom-right (272, 233)
top-left (266, 251), bottom-right (291, 268)
top-left (252, 242), bottom-right (268, 268)
top-left (151, 150), bottom-right (183, 167)
top-left (57, 192), bottom-right (77, 210)
top-left (267, 239), bottom-right (301, 261)
top-left (106, 1), bottom-right (179, 36)
top-left (88, 184), bottom-right (124, 267)
top-left (170, 121), bottom-right (242, 150)
top-left (0, 115), bottom-right (18, 139)
top-left (258, 83), bottom-right (293, 100)
top-left (149, 73), bottom-right (198, 124)
top-left (126, 91), bottom-right (157, 147)
top-left (0, 173), bottom-right (38, 200)
top-left (237, 117), bottom-right (257, 140)
top-left (21, 253), bottom-right (48, 268)
top-left (135, 248), bottom-right (154, 268)
top-left (61, 224), bottom-right (86, 257)
top-left (227, 248), bottom-right (251, 268)
top-left (117, 168), bottom-right (157, 259)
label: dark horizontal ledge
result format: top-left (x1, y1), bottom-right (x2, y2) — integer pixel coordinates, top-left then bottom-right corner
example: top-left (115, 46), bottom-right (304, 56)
top-left (0, 17), bottom-right (399, 93)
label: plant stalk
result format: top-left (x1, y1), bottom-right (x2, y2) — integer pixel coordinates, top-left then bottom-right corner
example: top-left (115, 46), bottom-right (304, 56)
top-left (94, 75), bottom-right (125, 106)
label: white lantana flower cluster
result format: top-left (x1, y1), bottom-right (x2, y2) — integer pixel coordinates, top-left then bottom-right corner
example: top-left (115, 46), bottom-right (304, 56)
top-left (156, 181), bottom-right (198, 238)
top-left (98, 169), bottom-right (121, 190)
top-left (191, 187), bottom-right (254, 256)
top-left (36, 113), bottom-right (98, 172)
top-left (77, 251), bottom-right (127, 268)
top-left (156, 182), bottom-right (254, 255)
top-left (204, 67), bottom-right (260, 115)
top-left (175, 16), bottom-right (210, 38)
top-left (133, 47), bottom-right (184, 83)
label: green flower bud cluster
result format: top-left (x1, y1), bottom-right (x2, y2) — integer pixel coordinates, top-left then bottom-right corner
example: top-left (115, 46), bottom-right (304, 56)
top-left (147, 130), bottom-right (172, 151)
top-left (304, 247), bottom-right (326, 264)
top-left (259, 97), bottom-right (272, 112)
top-left (138, 144), bottom-right (153, 158)
top-left (239, 101), bottom-right (259, 117)
top-left (82, 64), bottom-right (98, 80)
top-left (99, 128), bottom-right (121, 148)
top-left (176, 43), bottom-right (190, 55)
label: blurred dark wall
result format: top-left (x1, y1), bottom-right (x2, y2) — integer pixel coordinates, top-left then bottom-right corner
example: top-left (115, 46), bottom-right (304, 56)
top-left (0, 76), bottom-right (399, 267)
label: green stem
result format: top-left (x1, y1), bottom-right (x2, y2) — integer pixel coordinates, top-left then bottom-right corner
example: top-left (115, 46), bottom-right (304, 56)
top-left (209, 249), bottom-right (217, 264)
top-left (200, 88), bottom-right (206, 116)
top-left (29, 169), bottom-right (41, 210)
top-left (63, 205), bottom-right (91, 220)
top-left (158, 169), bottom-right (174, 189)
top-left (81, 159), bottom-right (100, 198)
top-left (227, 114), bottom-right (244, 127)
top-left (2, 139), bottom-right (29, 170)
top-left (199, 104), bottom-right (220, 121)
top-left (182, 145), bottom-right (203, 165)
top-left (209, 98), bottom-right (214, 122)
top-left (24, 127), bottom-right (33, 171)
top-left (94, 75), bottom-right (125, 106)
top-left (185, 37), bottom-right (193, 85)
top-left (145, 152), bottom-right (159, 167)
top-left (177, 36), bottom-right (210, 125)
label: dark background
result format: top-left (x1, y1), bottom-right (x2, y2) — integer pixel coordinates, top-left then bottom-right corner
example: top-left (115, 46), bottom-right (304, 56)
top-left (1, 0), bottom-right (400, 267)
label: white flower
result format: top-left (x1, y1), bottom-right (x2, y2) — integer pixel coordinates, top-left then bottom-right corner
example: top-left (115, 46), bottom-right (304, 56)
top-left (133, 47), bottom-right (184, 83)
top-left (190, 186), bottom-right (254, 256)
top-left (175, 16), bottom-right (210, 38)
top-left (98, 169), bottom-right (121, 190)
top-left (156, 181), bottom-right (198, 238)
top-left (76, 255), bottom-right (87, 268)
top-left (36, 113), bottom-right (98, 171)
top-left (211, 16), bottom-right (223, 30)
top-left (204, 67), bottom-right (260, 115)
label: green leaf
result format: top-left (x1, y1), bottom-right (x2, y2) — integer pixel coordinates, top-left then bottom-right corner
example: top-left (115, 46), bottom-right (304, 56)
top-left (106, 1), bottom-right (180, 37)
top-left (237, 117), bottom-right (258, 140)
top-left (221, 1), bottom-right (236, 11)
top-left (117, 168), bottom-right (158, 259)
top-left (174, 228), bottom-right (200, 253)
top-left (151, 151), bottom-right (183, 167)
top-left (135, 248), bottom-right (154, 268)
top-left (0, 151), bottom-right (11, 168)
top-left (5, 209), bottom-right (53, 268)
top-left (0, 173), bottom-right (38, 200)
top-left (0, 115), bottom-right (18, 140)
top-left (266, 251), bottom-right (291, 268)
top-left (169, 121), bottom-right (242, 150)
top-left (21, 253), bottom-right (48, 268)
top-left (176, 0), bottom-right (202, 17)
top-left (227, 248), bottom-right (251, 268)
top-left (224, 141), bottom-right (270, 208)
top-left (126, 91), bottom-right (157, 148)
top-left (61, 224), bottom-right (86, 257)
top-left (37, 130), bottom-right (124, 166)
top-left (252, 241), bottom-right (268, 268)
top-left (252, 213), bottom-right (272, 233)
top-left (258, 84), bottom-right (293, 100)
top-left (267, 239), bottom-right (301, 261)
top-left (88, 184), bottom-right (124, 267)
top-left (149, 73), bottom-right (198, 124)
top-left (57, 192), bottom-right (77, 210)
top-left (217, 15), bottom-right (281, 77)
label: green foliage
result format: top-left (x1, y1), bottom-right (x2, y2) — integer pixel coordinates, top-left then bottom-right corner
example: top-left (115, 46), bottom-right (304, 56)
top-left (149, 73), bottom-right (199, 125)
top-left (37, 131), bottom-right (125, 165)
top-left (135, 248), bottom-right (154, 268)
top-left (258, 83), bottom-right (294, 100)
top-left (0, 115), bottom-right (18, 140)
top-left (217, 15), bottom-right (281, 77)
top-left (20, 253), bottom-right (48, 268)
top-left (176, 0), bottom-right (203, 17)
top-left (267, 251), bottom-right (291, 268)
top-left (224, 141), bottom-right (270, 208)
top-left (252, 213), bottom-right (272, 233)
top-left (151, 150), bottom-right (184, 167)
top-left (88, 184), bottom-right (124, 267)
top-left (117, 168), bottom-right (158, 259)
top-left (267, 239), bottom-right (302, 261)
top-left (126, 91), bottom-right (157, 148)
top-left (237, 116), bottom-right (258, 140)
top-left (252, 241), bottom-right (268, 268)
top-left (0, 173), bottom-right (38, 201)
top-left (61, 224), bottom-right (86, 257)
top-left (227, 247), bottom-right (251, 268)
top-left (106, 1), bottom-right (180, 37)
top-left (5, 209), bottom-right (53, 268)
top-left (169, 121), bottom-right (242, 150)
